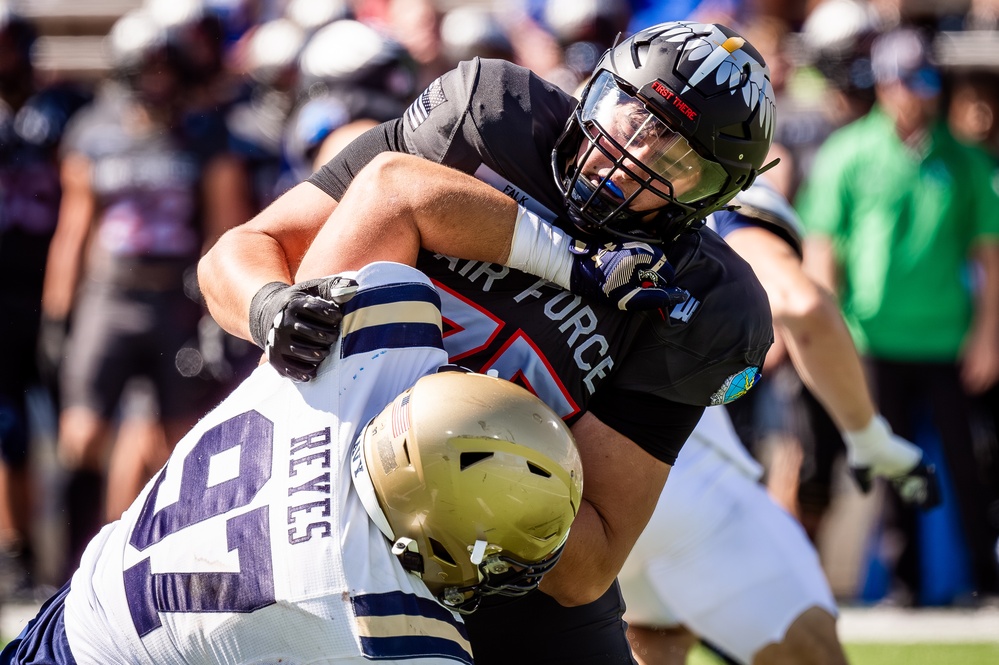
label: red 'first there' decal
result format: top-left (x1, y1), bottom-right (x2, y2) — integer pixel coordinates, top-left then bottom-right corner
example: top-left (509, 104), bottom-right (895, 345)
top-left (651, 80), bottom-right (698, 121)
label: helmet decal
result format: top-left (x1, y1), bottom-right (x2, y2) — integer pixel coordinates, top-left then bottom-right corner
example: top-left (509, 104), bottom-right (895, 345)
top-left (662, 22), bottom-right (776, 141)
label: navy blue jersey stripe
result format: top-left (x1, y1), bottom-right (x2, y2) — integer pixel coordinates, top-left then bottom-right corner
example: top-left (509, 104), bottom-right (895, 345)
top-left (341, 283), bottom-right (441, 316)
top-left (358, 635), bottom-right (473, 664)
top-left (353, 591), bottom-right (465, 632)
top-left (341, 322), bottom-right (444, 358)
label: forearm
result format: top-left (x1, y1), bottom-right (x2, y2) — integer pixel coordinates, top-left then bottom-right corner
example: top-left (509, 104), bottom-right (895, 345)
top-left (198, 181), bottom-right (336, 342)
top-left (971, 242), bottom-right (999, 348)
top-left (41, 154), bottom-right (95, 319)
top-left (781, 299), bottom-right (874, 432)
top-left (538, 501), bottom-right (617, 605)
top-left (296, 152), bottom-right (519, 280)
top-left (962, 241), bottom-right (999, 393)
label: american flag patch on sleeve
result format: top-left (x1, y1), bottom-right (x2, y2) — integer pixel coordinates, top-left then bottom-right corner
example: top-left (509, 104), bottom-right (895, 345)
top-left (406, 76), bottom-right (447, 131)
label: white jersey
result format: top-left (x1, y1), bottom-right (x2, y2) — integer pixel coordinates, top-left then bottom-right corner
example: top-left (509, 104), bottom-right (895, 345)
top-left (684, 405), bottom-right (764, 481)
top-left (63, 262), bottom-right (474, 665)
top-left (619, 405), bottom-right (835, 664)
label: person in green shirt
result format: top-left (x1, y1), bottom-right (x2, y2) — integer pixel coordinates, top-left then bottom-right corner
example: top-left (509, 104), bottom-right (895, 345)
top-left (797, 26), bottom-right (999, 604)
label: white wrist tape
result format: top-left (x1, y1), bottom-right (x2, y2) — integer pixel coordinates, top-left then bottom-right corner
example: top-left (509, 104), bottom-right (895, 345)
top-left (843, 413), bottom-right (922, 475)
top-left (843, 415), bottom-right (891, 465)
top-left (505, 205), bottom-right (573, 289)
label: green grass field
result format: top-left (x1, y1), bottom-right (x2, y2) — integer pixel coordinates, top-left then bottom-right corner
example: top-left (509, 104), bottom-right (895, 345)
top-left (690, 642), bottom-right (999, 665)
top-left (3, 637), bottom-right (996, 663)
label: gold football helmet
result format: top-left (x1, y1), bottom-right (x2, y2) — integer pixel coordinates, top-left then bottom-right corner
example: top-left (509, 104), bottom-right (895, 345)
top-left (351, 370), bottom-right (583, 613)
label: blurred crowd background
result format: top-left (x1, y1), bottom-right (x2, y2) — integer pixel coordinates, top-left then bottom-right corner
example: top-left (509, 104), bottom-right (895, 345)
top-left (1, 0), bottom-right (998, 617)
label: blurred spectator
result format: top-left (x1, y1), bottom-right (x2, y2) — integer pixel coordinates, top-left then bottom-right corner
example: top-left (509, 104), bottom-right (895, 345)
top-left (146, 0), bottom-right (241, 111)
top-left (797, 26), bottom-right (999, 605)
top-left (38, 8), bottom-right (252, 580)
top-left (284, 0), bottom-right (351, 33)
top-left (439, 6), bottom-right (514, 67)
top-left (546, 0), bottom-right (631, 76)
top-left (947, 69), bottom-right (999, 153)
top-left (945, 67), bottom-right (999, 583)
top-left (284, 18), bottom-right (417, 185)
top-left (0, 2), bottom-right (90, 600)
top-left (386, 0), bottom-right (449, 89)
top-left (785, 0), bottom-right (881, 200)
top-left (226, 17), bottom-right (308, 210)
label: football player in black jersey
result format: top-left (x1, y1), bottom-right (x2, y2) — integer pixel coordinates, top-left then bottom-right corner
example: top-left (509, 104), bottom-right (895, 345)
top-left (201, 21), bottom-right (776, 664)
top-left (0, 6), bottom-right (91, 599)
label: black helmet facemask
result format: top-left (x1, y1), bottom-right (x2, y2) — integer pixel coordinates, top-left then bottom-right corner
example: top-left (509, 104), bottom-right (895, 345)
top-left (554, 71), bottom-right (732, 243)
top-left (552, 21), bottom-right (779, 245)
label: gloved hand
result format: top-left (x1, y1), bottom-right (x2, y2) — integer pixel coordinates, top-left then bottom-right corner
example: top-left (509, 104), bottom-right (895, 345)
top-left (249, 276), bottom-right (359, 382)
top-left (568, 240), bottom-right (689, 311)
top-left (845, 415), bottom-right (941, 509)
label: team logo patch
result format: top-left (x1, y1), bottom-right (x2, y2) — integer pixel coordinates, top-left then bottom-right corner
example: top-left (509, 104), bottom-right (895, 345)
top-left (709, 366), bottom-right (760, 405)
top-left (406, 77), bottom-right (447, 131)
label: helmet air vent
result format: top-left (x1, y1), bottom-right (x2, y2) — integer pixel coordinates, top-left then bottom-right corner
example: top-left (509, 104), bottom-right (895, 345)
top-left (460, 451), bottom-right (494, 470)
top-left (430, 538), bottom-right (457, 565)
top-left (527, 462), bottom-right (552, 478)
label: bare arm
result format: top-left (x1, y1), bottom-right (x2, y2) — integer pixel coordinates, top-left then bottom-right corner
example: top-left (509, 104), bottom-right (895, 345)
top-left (961, 241), bottom-right (999, 394)
top-left (41, 153), bottom-right (96, 320)
top-left (736, 227), bottom-right (928, 493)
top-left (200, 152), bottom-right (520, 338)
top-left (727, 226), bottom-right (873, 431)
top-left (295, 152), bottom-right (518, 279)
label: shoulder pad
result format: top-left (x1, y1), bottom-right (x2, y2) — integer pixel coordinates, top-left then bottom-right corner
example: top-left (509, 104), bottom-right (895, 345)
top-left (729, 177), bottom-right (803, 255)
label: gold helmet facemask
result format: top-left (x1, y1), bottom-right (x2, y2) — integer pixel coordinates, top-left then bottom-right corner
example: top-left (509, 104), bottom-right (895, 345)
top-left (350, 369), bottom-right (583, 613)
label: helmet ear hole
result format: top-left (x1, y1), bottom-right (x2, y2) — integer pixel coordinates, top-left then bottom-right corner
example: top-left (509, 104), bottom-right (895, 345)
top-left (429, 538), bottom-right (457, 565)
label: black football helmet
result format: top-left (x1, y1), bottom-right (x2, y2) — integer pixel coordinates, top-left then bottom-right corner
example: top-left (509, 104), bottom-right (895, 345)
top-left (552, 21), bottom-right (778, 243)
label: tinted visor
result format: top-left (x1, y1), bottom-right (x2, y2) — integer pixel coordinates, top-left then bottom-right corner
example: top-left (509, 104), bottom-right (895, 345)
top-left (581, 72), bottom-right (728, 203)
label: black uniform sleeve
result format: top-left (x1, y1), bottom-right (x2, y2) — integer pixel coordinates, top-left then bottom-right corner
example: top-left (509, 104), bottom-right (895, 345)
top-left (308, 118), bottom-right (407, 201)
top-left (588, 389), bottom-right (704, 466)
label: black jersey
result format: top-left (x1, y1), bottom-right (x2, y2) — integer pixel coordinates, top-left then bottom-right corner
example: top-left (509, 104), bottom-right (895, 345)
top-left (310, 58), bottom-right (773, 465)
top-left (1, 84), bottom-right (90, 296)
top-left (61, 85), bottom-right (213, 280)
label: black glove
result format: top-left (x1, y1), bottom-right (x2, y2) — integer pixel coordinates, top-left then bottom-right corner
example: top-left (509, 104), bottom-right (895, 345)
top-left (248, 277), bottom-right (358, 382)
top-left (568, 240), bottom-right (689, 311)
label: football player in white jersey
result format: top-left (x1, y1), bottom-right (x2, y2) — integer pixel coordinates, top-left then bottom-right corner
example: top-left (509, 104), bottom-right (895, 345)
top-left (2, 261), bottom-right (584, 665)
